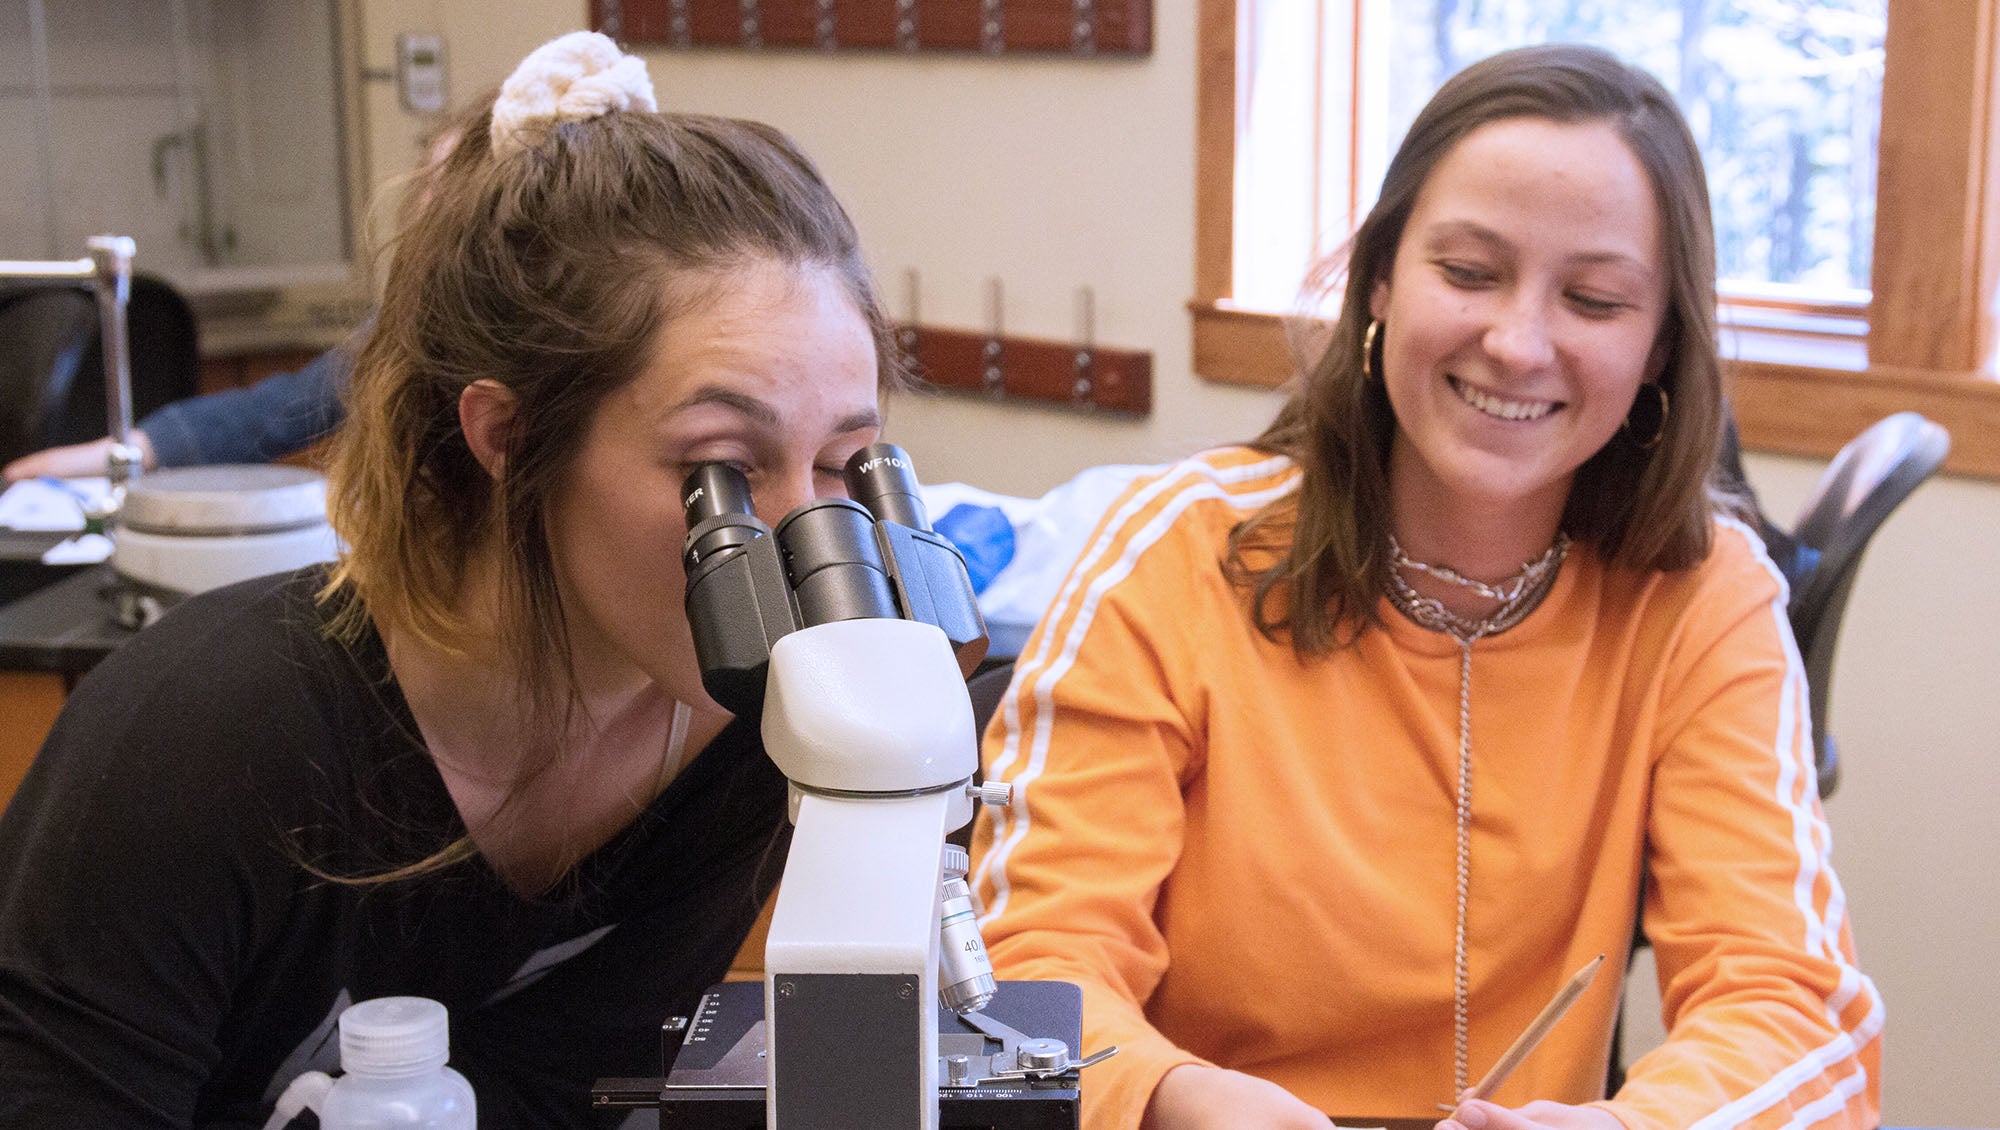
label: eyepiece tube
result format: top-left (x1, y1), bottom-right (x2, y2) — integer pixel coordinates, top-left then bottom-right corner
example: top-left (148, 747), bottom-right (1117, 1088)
top-left (683, 463), bottom-right (754, 525)
top-left (845, 443), bottom-right (930, 531)
top-left (680, 462), bottom-right (795, 716)
top-left (681, 464), bottom-right (765, 571)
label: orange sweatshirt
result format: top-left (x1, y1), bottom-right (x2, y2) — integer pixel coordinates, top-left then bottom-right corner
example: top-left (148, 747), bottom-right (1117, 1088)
top-left (971, 447), bottom-right (1881, 1130)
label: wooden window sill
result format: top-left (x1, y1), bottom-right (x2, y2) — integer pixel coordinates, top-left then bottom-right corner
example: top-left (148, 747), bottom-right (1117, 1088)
top-left (1190, 301), bottom-right (2000, 480)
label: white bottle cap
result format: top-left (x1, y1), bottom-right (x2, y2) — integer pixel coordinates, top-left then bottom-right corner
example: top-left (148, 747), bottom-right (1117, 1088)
top-left (338, 996), bottom-right (451, 1078)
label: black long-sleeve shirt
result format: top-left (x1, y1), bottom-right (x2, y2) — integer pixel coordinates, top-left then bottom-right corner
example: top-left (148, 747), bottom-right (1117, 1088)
top-left (0, 569), bottom-right (786, 1128)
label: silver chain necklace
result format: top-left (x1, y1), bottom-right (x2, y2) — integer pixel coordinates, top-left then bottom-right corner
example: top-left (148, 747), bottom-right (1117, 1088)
top-left (1383, 532), bottom-right (1570, 1097)
top-left (1388, 533), bottom-right (1571, 611)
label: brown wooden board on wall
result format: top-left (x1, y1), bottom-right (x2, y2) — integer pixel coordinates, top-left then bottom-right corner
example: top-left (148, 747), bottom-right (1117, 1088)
top-left (594, 0), bottom-right (1151, 55)
top-left (897, 323), bottom-right (1151, 416)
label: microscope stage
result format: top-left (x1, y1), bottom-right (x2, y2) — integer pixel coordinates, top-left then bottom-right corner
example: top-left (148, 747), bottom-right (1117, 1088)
top-left (594, 979), bottom-right (1085, 1129)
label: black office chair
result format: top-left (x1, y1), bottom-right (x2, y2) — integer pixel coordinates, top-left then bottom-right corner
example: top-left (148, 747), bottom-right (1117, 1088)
top-left (1609, 410), bottom-right (1951, 1093)
top-left (966, 658), bottom-right (1018, 738)
top-left (0, 286), bottom-right (100, 468)
top-left (42, 273), bottom-right (201, 451)
top-left (1720, 411), bottom-right (1951, 799)
top-left (1786, 412), bottom-right (1950, 796)
top-left (950, 658), bottom-right (1022, 851)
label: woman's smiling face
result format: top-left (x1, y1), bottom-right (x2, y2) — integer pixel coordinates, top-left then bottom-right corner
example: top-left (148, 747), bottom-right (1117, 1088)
top-left (1370, 115), bottom-right (1669, 531)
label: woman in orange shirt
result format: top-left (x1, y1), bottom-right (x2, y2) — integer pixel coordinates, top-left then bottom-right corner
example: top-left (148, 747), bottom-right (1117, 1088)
top-left (974, 44), bottom-right (1881, 1130)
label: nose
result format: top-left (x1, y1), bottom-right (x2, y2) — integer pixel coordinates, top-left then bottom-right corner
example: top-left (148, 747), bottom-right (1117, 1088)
top-left (753, 464), bottom-right (820, 527)
top-left (1483, 294), bottom-right (1556, 376)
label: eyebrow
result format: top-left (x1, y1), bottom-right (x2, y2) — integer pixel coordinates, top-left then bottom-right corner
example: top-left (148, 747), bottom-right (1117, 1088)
top-left (672, 384), bottom-right (883, 435)
top-left (1424, 219), bottom-right (1656, 276)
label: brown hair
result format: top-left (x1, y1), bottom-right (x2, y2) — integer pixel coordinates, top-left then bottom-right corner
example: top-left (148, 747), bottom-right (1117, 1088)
top-left (321, 93), bottom-right (903, 758)
top-left (1227, 42), bottom-right (1740, 655)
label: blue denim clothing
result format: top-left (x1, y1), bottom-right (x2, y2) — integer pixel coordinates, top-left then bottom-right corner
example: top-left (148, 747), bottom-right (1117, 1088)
top-left (142, 346), bottom-right (350, 468)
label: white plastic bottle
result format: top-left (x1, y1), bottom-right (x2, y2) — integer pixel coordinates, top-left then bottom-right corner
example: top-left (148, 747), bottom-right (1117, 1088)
top-left (264, 996), bottom-right (476, 1130)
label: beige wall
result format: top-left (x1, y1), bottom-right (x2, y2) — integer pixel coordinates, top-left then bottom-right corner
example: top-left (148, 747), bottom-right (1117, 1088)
top-left (354, 3), bottom-right (1998, 1122)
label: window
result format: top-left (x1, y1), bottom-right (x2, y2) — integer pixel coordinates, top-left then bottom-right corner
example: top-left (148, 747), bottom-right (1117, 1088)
top-left (1192, 0), bottom-right (2000, 477)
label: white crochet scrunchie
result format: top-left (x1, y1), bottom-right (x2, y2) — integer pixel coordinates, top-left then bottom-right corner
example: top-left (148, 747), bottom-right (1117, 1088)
top-left (489, 30), bottom-right (658, 159)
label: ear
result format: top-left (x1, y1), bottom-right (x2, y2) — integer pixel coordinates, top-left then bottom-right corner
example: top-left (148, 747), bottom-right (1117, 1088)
top-left (1369, 275), bottom-right (1391, 322)
top-left (459, 379), bottom-right (518, 481)
top-left (1644, 332), bottom-right (1672, 384)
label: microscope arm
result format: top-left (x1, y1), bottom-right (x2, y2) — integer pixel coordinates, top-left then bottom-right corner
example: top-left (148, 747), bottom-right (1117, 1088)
top-left (759, 617), bottom-right (977, 1130)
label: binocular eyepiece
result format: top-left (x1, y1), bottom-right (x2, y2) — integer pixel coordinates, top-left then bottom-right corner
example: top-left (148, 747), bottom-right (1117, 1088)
top-left (678, 442), bottom-right (933, 590)
top-left (678, 443), bottom-right (986, 717)
top-left (679, 443), bottom-right (938, 570)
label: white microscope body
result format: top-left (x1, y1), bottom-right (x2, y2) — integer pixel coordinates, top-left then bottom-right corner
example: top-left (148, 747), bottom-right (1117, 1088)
top-left (759, 616), bottom-right (978, 1130)
top-left (679, 445), bottom-right (998, 1130)
top-left (675, 445), bottom-right (1105, 1129)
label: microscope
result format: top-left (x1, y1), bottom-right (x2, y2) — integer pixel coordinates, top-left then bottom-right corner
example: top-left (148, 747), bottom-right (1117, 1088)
top-left (593, 444), bottom-right (1109, 1129)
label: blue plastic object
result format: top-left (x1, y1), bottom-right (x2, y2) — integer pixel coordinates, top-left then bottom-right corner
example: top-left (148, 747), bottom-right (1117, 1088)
top-left (934, 503), bottom-right (1016, 594)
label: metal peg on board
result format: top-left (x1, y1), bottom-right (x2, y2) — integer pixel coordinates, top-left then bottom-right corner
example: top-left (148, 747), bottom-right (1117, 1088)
top-left (816, 0), bottom-right (837, 49)
top-left (896, 0), bottom-right (919, 51)
top-left (982, 277), bottom-right (1006, 396)
top-left (669, 0), bottom-right (692, 48)
top-left (900, 268), bottom-right (922, 356)
top-left (1073, 0), bottom-right (1097, 55)
top-left (740, 0), bottom-right (762, 48)
top-left (981, 0), bottom-right (1004, 53)
top-left (1072, 286), bottom-right (1096, 405)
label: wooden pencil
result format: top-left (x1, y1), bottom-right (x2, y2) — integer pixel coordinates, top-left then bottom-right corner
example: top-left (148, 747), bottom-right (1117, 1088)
top-left (1437, 953), bottom-right (1605, 1112)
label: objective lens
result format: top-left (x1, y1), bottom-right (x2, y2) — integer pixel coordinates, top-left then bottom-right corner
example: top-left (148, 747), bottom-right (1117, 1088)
top-left (845, 443), bottom-right (930, 531)
top-left (938, 875), bottom-right (997, 1015)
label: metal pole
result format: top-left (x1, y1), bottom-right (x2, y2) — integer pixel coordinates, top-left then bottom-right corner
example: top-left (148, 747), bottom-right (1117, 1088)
top-left (0, 235), bottom-right (142, 497)
top-left (0, 258), bottom-right (94, 282)
top-left (84, 235), bottom-right (142, 494)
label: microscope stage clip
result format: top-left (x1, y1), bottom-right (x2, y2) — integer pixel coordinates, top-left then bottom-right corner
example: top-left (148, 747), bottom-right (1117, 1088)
top-left (952, 1009), bottom-right (1118, 1086)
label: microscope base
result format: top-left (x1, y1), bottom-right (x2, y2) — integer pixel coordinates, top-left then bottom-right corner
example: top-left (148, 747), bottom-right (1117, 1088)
top-left (592, 979), bottom-right (1082, 1129)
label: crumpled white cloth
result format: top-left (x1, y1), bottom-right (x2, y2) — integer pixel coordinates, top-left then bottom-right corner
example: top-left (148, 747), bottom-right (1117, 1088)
top-left (489, 30), bottom-right (658, 158)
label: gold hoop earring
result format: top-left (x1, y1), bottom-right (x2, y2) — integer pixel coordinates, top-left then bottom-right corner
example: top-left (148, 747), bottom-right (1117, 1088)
top-left (1361, 318), bottom-right (1383, 382)
top-left (1624, 382), bottom-right (1669, 450)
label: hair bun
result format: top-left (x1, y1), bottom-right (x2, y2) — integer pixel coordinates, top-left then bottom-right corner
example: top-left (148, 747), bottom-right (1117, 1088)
top-left (489, 31), bottom-right (658, 158)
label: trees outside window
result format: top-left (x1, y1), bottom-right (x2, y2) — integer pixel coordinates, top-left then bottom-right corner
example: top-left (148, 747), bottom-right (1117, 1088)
top-left (1381, 0), bottom-right (1883, 300)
